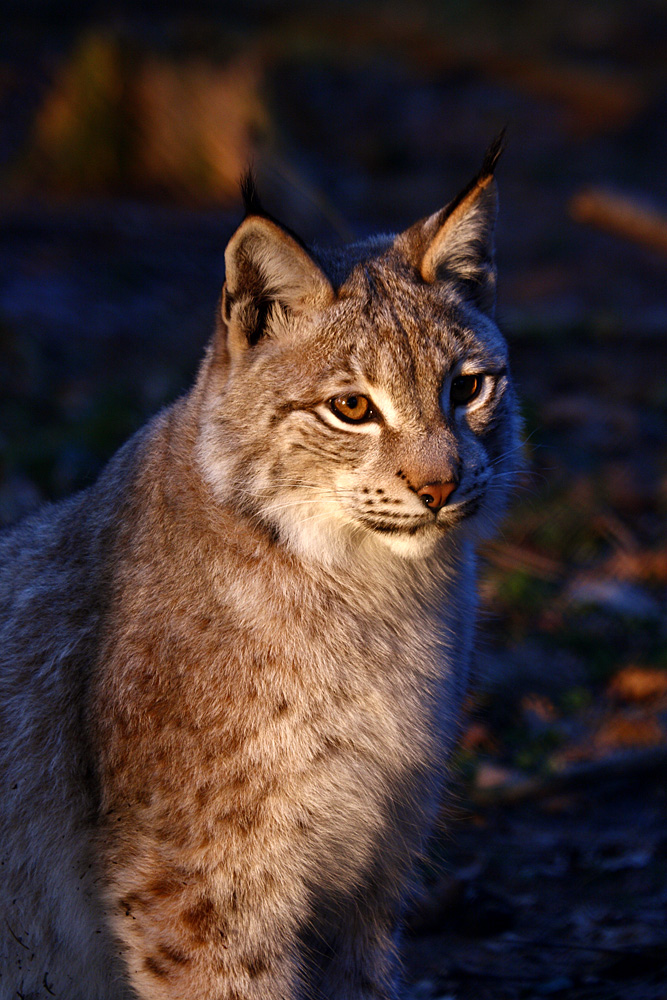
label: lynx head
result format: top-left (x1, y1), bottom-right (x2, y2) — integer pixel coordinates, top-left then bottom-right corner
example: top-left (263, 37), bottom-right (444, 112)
top-left (198, 136), bottom-right (520, 565)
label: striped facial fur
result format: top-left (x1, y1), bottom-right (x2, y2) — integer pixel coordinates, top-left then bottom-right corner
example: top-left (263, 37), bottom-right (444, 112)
top-left (199, 141), bottom-right (519, 563)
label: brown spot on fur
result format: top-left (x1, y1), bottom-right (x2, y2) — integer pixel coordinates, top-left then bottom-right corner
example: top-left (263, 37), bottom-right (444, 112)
top-left (199, 829), bottom-right (217, 850)
top-left (181, 897), bottom-right (221, 944)
top-left (261, 869), bottom-right (278, 892)
top-left (194, 614), bottom-right (212, 633)
top-left (226, 775), bottom-right (249, 793)
top-left (243, 953), bottom-right (269, 978)
top-left (147, 874), bottom-right (184, 899)
top-left (157, 942), bottom-right (191, 966)
top-left (152, 745), bottom-right (170, 765)
top-left (155, 822), bottom-right (191, 848)
top-left (144, 955), bottom-right (170, 979)
top-left (314, 733), bottom-right (346, 763)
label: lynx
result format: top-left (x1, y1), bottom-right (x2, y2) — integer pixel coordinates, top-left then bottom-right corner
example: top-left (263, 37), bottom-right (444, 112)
top-left (0, 137), bottom-right (519, 1000)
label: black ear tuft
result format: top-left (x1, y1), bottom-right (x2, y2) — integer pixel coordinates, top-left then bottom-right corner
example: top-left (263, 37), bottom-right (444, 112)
top-left (480, 128), bottom-right (506, 181)
top-left (241, 171), bottom-right (264, 218)
top-left (238, 171), bottom-right (309, 250)
top-left (439, 129), bottom-right (506, 227)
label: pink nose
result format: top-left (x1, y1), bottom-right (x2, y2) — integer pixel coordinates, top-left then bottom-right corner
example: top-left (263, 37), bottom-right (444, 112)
top-left (416, 481), bottom-right (457, 511)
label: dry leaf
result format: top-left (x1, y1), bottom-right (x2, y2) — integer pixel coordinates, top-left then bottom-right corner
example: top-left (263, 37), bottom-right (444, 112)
top-left (607, 665), bottom-right (667, 704)
top-left (594, 712), bottom-right (666, 751)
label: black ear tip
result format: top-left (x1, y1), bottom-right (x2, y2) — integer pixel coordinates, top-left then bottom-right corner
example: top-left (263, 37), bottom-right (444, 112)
top-left (240, 170), bottom-right (263, 217)
top-left (481, 128), bottom-right (507, 179)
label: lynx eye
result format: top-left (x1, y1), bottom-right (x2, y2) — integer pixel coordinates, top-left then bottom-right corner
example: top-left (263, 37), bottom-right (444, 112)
top-left (330, 394), bottom-right (373, 423)
top-left (450, 374), bottom-right (482, 407)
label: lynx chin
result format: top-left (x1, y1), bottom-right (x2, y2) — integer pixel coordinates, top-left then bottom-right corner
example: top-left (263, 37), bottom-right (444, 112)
top-left (0, 136), bottom-right (520, 1000)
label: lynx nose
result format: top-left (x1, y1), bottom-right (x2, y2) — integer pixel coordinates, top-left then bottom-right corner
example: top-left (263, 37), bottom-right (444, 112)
top-left (416, 481), bottom-right (457, 511)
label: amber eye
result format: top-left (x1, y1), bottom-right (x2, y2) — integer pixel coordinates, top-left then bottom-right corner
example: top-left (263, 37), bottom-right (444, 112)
top-left (450, 374), bottom-right (482, 407)
top-left (330, 394), bottom-right (373, 423)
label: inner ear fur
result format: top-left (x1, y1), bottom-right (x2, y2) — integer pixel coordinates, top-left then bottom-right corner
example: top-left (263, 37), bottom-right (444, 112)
top-left (402, 134), bottom-right (504, 314)
top-left (222, 215), bottom-right (334, 348)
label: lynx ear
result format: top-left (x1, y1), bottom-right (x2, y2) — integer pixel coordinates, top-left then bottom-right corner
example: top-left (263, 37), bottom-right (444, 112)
top-left (222, 210), bottom-right (334, 350)
top-left (406, 133), bottom-right (504, 315)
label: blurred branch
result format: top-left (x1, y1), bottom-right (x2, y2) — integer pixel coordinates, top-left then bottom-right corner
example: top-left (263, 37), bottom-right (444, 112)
top-left (570, 188), bottom-right (667, 256)
top-left (470, 745), bottom-right (667, 807)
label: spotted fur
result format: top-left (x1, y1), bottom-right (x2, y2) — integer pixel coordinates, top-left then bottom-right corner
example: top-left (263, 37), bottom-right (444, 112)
top-left (0, 141), bottom-right (520, 1000)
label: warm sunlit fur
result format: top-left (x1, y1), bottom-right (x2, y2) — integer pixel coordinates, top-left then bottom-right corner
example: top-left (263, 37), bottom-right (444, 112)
top-left (0, 144), bottom-right (519, 1000)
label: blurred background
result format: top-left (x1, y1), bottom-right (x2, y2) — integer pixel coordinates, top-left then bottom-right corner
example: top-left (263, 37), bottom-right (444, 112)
top-left (1, 1), bottom-right (666, 996)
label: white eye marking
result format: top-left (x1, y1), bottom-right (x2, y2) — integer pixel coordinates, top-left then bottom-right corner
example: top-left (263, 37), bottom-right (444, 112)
top-left (314, 383), bottom-right (402, 434)
top-left (362, 386), bottom-right (400, 429)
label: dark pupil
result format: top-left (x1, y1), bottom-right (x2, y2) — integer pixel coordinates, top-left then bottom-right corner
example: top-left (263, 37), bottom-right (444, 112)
top-left (338, 394), bottom-right (367, 418)
top-left (451, 375), bottom-right (478, 405)
top-left (331, 393), bottom-right (370, 422)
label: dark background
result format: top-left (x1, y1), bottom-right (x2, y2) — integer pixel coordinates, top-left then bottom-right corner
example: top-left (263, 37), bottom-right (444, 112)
top-left (1, 3), bottom-right (666, 997)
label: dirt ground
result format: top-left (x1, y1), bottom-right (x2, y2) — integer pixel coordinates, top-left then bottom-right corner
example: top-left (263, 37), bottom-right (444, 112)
top-left (404, 758), bottom-right (667, 999)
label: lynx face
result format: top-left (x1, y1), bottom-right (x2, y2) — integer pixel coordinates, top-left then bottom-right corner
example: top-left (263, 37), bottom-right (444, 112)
top-left (199, 143), bottom-right (520, 563)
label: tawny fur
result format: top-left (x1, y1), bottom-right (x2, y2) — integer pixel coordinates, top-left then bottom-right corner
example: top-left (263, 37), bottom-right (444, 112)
top-left (0, 145), bottom-right (520, 1000)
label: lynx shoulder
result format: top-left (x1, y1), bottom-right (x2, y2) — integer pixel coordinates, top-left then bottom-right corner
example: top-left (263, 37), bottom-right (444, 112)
top-left (0, 138), bottom-right (520, 1000)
